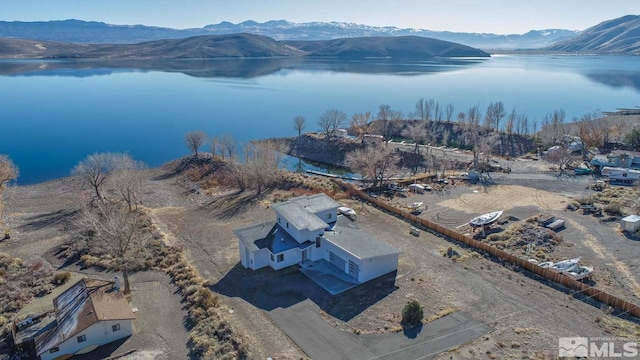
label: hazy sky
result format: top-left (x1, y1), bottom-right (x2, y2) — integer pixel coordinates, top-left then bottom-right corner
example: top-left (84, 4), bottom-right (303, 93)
top-left (2, 0), bottom-right (638, 34)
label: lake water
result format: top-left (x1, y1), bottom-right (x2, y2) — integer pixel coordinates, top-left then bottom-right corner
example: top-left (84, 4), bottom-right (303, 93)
top-left (1, 55), bottom-right (639, 184)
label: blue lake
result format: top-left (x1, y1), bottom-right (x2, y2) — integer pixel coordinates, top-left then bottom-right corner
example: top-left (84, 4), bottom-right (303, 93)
top-left (1, 55), bottom-right (639, 184)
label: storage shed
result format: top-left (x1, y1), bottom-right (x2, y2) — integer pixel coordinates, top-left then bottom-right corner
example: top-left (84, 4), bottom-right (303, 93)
top-left (621, 215), bottom-right (640, 232)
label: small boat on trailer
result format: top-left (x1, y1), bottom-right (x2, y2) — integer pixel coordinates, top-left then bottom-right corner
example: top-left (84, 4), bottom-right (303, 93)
top-left (565, 265), bottom-right (594, 280)
top-left (549, 258), bottom-right (580, 273)
top-left (338, 206), bottom-right (357, 218)
top-left (408, 202), bottom-right (424, 210)
top-left (469, 210), bottom-right (503, 228)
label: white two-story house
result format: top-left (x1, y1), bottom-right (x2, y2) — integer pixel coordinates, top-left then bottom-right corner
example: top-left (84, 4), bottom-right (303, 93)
top-left (235, 193), bottom-right (400, 284)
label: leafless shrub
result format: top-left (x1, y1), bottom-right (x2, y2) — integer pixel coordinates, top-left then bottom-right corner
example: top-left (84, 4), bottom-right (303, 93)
top-left (52, 271), bottom-right (72, 285)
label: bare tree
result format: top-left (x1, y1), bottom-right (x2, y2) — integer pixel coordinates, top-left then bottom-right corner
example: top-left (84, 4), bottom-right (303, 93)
top-left (346, 144), bottom-right (399, 188)
top-left (549, 109), bottom-right (566, 144)
top-left (72, 152), bottom-right (119, 200)
top-left (531, 118), bottom-right (539, 138)
top-left (517, 113), bottom-right (529, 136)
top-left (220, 133), bottom-right (237, 159)
top-left (111, 155), bottom-right (146, 212)
top-left (545, 144), bottom-right (579, 177)
top-left (486, 101), bottom-right (506, 131)
top-left (78, 200), bottom-right (150, 294)
top-left (377, 104), bottom-right (392, 122)
top-left (390, 110), bottom-right (404, 122)
top-left (0, 155), bottom-right (19, 187)
top-left (445, 103), bottom-right (454, 123)
top-left (434, 101), bottom-right (442, 121)
top-left (351, 111), bottom-right (372, 143)
top-left (414, 98), bottom-right (435, 122)
top-left (439, 129), bottom-right (452, 177)
top-left (293, 116), bottom-right (306, 137)
top-left (209, 136), bottom-right (221, 159)
top-left (184, 131), bottom-right (208, 156)
top-left (225, 153), bottom-right (249, 192)
top-left (610, 120), bottom-right (627, 149)
top-left (503, 109), bottom-right (517, 156)
top-left (464, 105), bottom-right (483, 165)
top-left (318, 109), bottom-right (347, 139)
top-left (402, 122), bottom-right (427, 153)
top-left (246, 142), bottom-right (284, 194)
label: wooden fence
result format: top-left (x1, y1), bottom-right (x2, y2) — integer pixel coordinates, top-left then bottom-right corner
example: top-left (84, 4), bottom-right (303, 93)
top-left (339, 181), bottom-right (640, 318)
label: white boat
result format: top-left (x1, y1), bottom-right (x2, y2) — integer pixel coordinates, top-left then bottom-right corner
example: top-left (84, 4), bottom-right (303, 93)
top-left (408, 202), bottom-right (424, 210)
top-left (565, 265), bottom-right (594, 280)
top-left (538, 261), bottom-right (554, 269)
top-left (338, 206), bottom-right (356, 217)
top-left (408, 183), bottom-right (425, 193)
top-left (549, 258), bottom-right (580, 273)
top-left (469, 210), bottom-right (503, 228)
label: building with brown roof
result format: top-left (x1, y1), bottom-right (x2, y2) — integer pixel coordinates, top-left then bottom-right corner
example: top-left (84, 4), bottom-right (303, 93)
top-left (31, 278), bottom-right (135, 360)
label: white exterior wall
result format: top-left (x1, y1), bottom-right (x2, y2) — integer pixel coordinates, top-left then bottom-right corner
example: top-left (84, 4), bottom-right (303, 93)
top-left (252, 248), bottom-right (270, 270)
top-left (238, 241), bottom-right (269, 270)
top-left (238, 240), bottom-right (249, 268)
top-left (270, 248), bottom-right (301, 270)
top-left (321, 241), bottom-right (356, 274)
top-left (622, 218), bottom-right (640, 232)
top-left (313, 209), bottom-right (338, 225)
top-left (308, 243), bottom-right (323, 261)
top-left (358, 254), bottom-right (399, 283)
top-left (275, 210), bottom-right (330, 244)
top-left (39, 320), bottom-right (132, 360)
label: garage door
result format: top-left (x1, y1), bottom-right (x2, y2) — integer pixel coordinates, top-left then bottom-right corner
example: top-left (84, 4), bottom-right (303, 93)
top-left (329, 251), bottom-right (346, 271)
top-left (348, 260), bottom-right (359, 278)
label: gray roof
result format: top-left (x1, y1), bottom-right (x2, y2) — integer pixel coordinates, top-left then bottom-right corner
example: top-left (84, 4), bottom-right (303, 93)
top-left (323, 216), bottom-right (401, 260)
top-left (271, 193), bottom-right (339, 232)
top-left (234, 220), bottom-right (277, 252)
top-left (234, 221), bottom-right (314, 254)
top-left (622, 215), bottom-right (640, 223)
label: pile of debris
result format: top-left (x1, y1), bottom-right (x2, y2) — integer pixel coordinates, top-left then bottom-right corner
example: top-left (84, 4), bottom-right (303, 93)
top-left (487, 222), bottom-right (562, 257)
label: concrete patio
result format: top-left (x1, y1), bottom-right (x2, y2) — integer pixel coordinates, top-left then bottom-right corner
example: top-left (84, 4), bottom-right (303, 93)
top-left (300, 259), bottom-right (360, 295)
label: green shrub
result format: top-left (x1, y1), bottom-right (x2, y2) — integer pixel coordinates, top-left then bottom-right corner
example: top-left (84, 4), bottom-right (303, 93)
top-left (401, 300), bottom-right (424, 326)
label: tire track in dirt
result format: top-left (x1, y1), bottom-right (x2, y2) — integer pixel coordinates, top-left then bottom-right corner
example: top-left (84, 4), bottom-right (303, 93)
top-left (145, 206), bottom-right (183, 246)
top-left (566, 217), bottom-right (640, 299)
top-left (438, 185), bottom-right (567, 215)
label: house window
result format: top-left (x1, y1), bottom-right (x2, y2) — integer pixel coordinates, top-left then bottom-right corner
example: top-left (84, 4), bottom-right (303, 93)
top-left (112, 324), bottom-right (121, 332)
top-left (286, 222), bottom-right (289, 228)
top-left (77, 334), bottom-right (86, 343)
top-left (325, 213), bottom-right (332, 220)
top-left (270, 254), bottom-right (274, 261)
top-left (278, 217), bottom-right (281, 223)
top-left (50, 347), bottom-right (59, 354)
top-left (316, 237), bottom-right (321, 248)
top-left (277, 254), bottom-right (284, 262)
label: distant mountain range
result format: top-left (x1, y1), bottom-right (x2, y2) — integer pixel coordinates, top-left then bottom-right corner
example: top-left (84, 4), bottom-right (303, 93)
top-left (546, 15), bottom-right (640, 54)
top-left (0, 19), bottom-right (578, 50)
top-left (0, 34), bottom-right (489, 59)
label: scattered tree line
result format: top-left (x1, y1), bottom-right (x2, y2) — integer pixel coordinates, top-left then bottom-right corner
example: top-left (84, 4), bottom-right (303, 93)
top-left (297, 97), bottom-right (639, 179)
